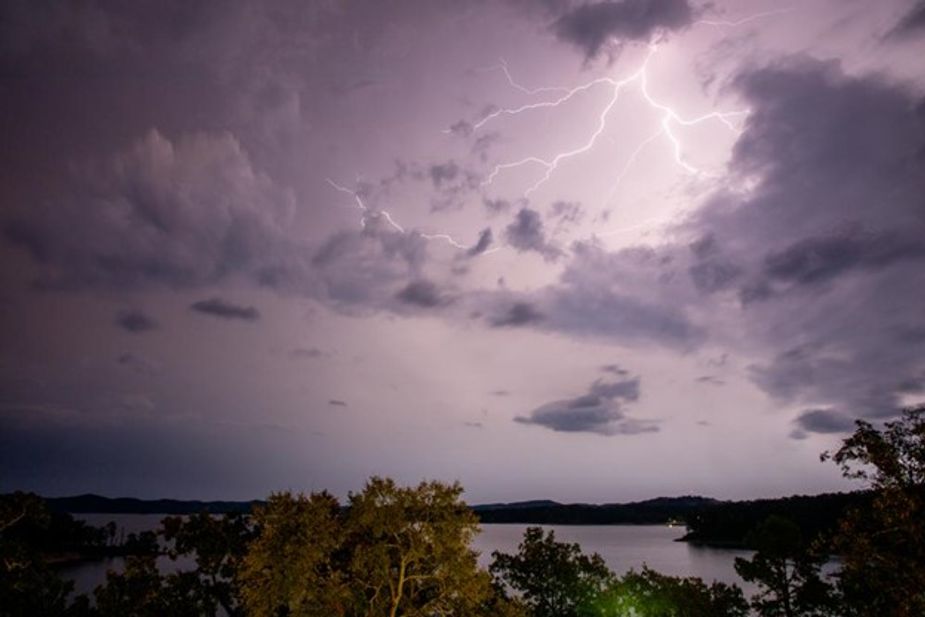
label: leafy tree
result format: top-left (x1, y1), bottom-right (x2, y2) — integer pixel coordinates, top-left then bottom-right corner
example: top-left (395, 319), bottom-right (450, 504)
top-left (585, 566), bottom-right (748, 617)
top-left (733, 515), bottom-right (834, 617)
top-left (822, 404), bottom-right (925, 616)
top-left (490, 527), bottom-right (614, 617)
top-left (0, 492), bottom-right (87, 617)
top-left (92, 555), bottom-right (216, 617)
top-left (239, 477), bottom-right (505, 617)
top-left (344, 477), bottom-right (495, 617)
top-left (239, 490), bottom-right (349, 616)
top-left (162, 511), bottom-right (255, 616)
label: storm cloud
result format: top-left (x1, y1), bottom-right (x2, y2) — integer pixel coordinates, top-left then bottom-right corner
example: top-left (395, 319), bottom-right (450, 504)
top-left (504, 208), bottom-right (562, 261)
top-left (680, 56), bottom-right (925, 429)
top-left (516, 376), bottom-right (655, 436)
top-left (190, 298), bottom-right (260, 321)
top-left (115, 309), bottom-right (159, 333)
top-left (553, 0), bottom-right (694, 58)
top-left (3, 130), bottom-right (297, 291)
top-left (887, 0), bottom-right (925, 39)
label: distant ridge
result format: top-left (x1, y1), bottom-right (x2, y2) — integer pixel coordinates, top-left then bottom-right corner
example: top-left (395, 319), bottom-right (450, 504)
top-left (42, 491), bottom-right (871, 547)
top-left (473, 496), bottom-right (720, 525)
top-left (471, 500), bottom-right (561, 511)
top-left (46, 493), bottom-right (719, 523)
top-left (47, 494), bottom-right (260, 515)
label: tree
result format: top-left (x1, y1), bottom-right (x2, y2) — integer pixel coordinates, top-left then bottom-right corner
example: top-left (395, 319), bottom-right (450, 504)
top-left (822, 404), bottom-right (925, 616)
top-left (490, 527), bottom-right (613, 617)
top-left (238, 491), bottom-right (349, 616)
top-left (92, 555), bottom-right (215, 617)
top-left (344, 477), bottom-right (495, 617)
top-left (239, 477), bottom-right (506, 617)
top-left (0, 492), bottom-right (86, 617)
top-left (733, 515), bottom-right (834, 617)
top-left (162, 512), bottom-right (255, 616)
top-left (586, 566), bottom-right (749, 617)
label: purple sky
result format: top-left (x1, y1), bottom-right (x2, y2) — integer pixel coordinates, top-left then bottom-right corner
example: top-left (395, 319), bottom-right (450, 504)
top-left (2, 0), bottom-right (924, 502)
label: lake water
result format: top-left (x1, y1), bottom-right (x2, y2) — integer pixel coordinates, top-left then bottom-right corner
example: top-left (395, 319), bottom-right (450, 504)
top-left (60, 515), bottom-right (757, 596)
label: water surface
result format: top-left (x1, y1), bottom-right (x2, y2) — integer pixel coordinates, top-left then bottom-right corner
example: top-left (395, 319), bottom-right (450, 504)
top-left (62, 515), bottom-right (756, 596)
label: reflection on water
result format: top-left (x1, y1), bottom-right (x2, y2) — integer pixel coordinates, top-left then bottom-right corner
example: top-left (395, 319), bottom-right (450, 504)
top-left (61, 515), bottom-right (757, 596)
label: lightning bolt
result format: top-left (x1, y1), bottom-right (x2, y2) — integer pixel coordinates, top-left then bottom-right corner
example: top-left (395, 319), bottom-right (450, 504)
top-left (490, 58), bottom-right (572, 97)
top-left (478, 43), bottom-right (748, 200)
top-left (326, 178), bottom-right (495, 253)
top-left (695, 8), bottom-right (794, 28)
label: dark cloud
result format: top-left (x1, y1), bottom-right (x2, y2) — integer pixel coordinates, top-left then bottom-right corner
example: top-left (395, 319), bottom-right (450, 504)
top-left (467, 227), bottom-right (494, 257)
top-left (886, 1), bottom-right (925, 39)
top-left (504, 208), bottom-right (562, 261)
top-left (447, 120), bottom-right (473, 137)
top-left (696, 375), bottom-right (725, 386)
top-left (682, 56), bottom-right (925, 422)
top-left (516, 376), bottom-right (656, 435)
top-left (115, 309), bottom-right (158, 333)
top-left (463, 421), bottom-right (484, 428)
top-left (540, 242), bottom-right (703, 348)
top-left (553, 0), bottom-right (694, 59)
top-left (308, 225), bottom-right (430, 313)
top-left (328, 399), bottom-right (347, 407)
top-left (3, 130), bottom-right (297, 291)
top-left (116, 352), bottom-right (162, 376)
top-left (491, 302), bottom-right (544, 327)
top-left (490, 389), bottom-right (511, 396)
top-left (793, 408), bottom-right (856, 435)
top-left (483, 198), bottom-right (512, 215)
top-left (601, 364), bottom-right (629, 375)
top-left (549, 200), bottom-right (584, 226)
top-left (395, 279), bottom-right (449, 308)
top-left (688, 259), bottom-right (741, 294)
top-left (290, 347), bottom-right (326, 359)
top-left (428, 161), bottom-right (460, 187)
top-left (761, 228), bottom-right (925, 288)
top-left (589, 378), bottom-right (640, 400)
top-left (190, 298), bottom-right (260, 321)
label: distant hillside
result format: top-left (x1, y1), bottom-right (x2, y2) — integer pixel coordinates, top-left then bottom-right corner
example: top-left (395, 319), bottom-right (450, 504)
top-left (472, 496), bottom-right (719, 525)
top-left (47, 494), bottom-right (260, 514)
top-left (46, 491), bottom-right (871, 548)
top-left (681, 490), bottom-right (873, 548)
top-left (471, 500), bottom-right (560, 512)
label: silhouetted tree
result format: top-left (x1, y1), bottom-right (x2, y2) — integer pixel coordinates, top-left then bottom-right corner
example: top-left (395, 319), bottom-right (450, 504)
top-left (0, 492), bottom-right (87, 617)
top-left (490, 527), bottom-right (614, 617)
top-left (822, 404), bottom-right (925, 616)
top-left (586, 566), bottom-right (749, 617)
top-left (93, 555), bottom-right (215, 617)
top-left (162, 511), bottom-right (254, 616)
top-left (734, 515), bottom-right (834, 617)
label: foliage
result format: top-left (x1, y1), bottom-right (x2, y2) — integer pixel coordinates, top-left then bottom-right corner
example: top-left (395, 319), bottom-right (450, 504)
top-left (162, 511), bottom-right (255, 616)
top-left (240, 477), bottom-right (506, 617)
top-left (0, 492), bottom-right (87, 617)
top-left (822, 404), bottom-right (925, 616)
top-left (239, 490), bottom-right (349, 616)
top-left (585, 566), bottom-right (748, 617)
top-left (344, 477), bottom-right (495, 617)
top-left (490, 526), bottom-right (614, 617)
top-left (680, 491), bottom-right (871, 548)
top-left (92, 555), bottom-right (217, 617)
top-left (733, 515), bottom-right (834, 617)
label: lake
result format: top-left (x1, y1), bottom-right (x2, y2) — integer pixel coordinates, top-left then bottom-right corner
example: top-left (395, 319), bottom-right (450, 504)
top-left (60, 515), bottom-right (757, 596)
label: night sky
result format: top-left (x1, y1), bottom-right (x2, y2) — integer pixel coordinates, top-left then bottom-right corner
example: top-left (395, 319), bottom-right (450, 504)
top-left (2, 0), bottom-right (924, 503)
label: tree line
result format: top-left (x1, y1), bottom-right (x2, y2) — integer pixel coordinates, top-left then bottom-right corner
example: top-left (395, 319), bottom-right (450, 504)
top-left (2, 404), bottom-right (923, 616)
